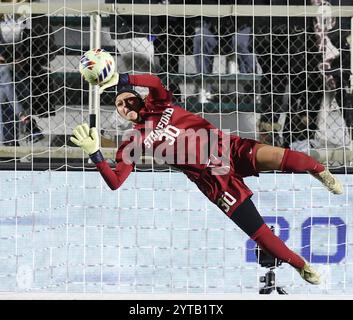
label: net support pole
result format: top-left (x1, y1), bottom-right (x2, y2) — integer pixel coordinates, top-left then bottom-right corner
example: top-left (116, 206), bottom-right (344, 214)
top-left (88, 13), bottom-right (102, 164)
top-left (89, 12), bottom-right (102, 130)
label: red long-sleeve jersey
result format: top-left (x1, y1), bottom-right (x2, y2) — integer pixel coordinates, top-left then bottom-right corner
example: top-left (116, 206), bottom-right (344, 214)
top-left (96, 74), bottom-right (256, 216)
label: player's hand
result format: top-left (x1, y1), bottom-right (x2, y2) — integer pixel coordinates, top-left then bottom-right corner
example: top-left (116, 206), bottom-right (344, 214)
top-left (99, 72), bottom-right (120, 94)
top-left (70, 123), bottom-right (99, 155)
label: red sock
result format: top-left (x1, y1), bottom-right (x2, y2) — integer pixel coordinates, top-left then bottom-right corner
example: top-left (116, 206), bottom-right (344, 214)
top-left (280, 149), bottom-right (324, 174)
top-left (251, 224), bottom-right (305, 268)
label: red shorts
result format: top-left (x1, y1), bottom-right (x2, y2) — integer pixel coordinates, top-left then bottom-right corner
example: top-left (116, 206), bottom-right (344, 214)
top-left (230, 136), bottom-right (259, 178)
top-left (193, 137), bottom-right (260, 217)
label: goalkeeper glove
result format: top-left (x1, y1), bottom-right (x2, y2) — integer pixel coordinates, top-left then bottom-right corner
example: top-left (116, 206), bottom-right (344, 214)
top-left (99, 72), bottom-right (120, 95)
top-left (70, 123), bottom-right (104, 164)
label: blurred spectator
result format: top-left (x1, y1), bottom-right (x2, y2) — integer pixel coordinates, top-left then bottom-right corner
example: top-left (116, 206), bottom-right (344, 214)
top-left (192, 0), bottom-right (260, 103)
top-left (194, 20), bottom-right (217, 75)
top-left (193, 14), bottom-right (217, 102)
top-left (154, 0), bottom-right (195, 103)
top-left (331, 29), bottom-right (353, 133)
top-left (231, 25), bottom-right (260, 74)
top-left (15, 11), bottom-right (57, 120)
top-left (254, 0), bottom-right (324, 147)
top-left (2, 0), bottom-right (57, 143)
top-left (0, 50), bottom-right (21, 146)
top-left (0, 4), bottom-right (25, 145)
top-left (106, 0), bottom-right (159, 73)
top-left (326, 0), bottom-right (353, 136)
top-left (220, 0), bottom-right (260, 75)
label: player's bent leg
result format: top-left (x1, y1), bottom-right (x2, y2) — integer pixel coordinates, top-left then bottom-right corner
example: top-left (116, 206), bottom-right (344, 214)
top-left (254, 143), bottom-right (285, 171)
top-left (251, 225), bottom-right (321, 285)
top-left (255, 144), bottom-right (343, 195)
top-left (279, 148), bottom-right (343, 194)
top-left (250, 224), bottom-right (305, 269)
top-left (255, 143), bottom-right (323, 172)
top-left (230, 198), bottom-right (320, 284)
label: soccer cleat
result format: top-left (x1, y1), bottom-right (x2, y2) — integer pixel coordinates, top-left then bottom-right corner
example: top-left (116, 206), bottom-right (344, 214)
top-left (310, 169), bottom-right (343, 195)
top-left (296, 262), bottom-right (321, 285)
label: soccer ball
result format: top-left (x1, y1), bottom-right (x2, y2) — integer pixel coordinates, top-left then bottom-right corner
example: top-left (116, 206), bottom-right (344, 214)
top-left (79, 49), bottom-right (115, 85)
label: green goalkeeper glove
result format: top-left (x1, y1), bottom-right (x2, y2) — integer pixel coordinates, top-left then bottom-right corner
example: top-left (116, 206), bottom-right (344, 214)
top-left (70, 123), bottom-right (104, 164)
top-left (99, 72), bottom-right (120, 95)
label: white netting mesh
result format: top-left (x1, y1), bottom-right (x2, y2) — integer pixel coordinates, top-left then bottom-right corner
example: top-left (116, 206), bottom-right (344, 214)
top-left (0, 1), bottom-right (352, 296)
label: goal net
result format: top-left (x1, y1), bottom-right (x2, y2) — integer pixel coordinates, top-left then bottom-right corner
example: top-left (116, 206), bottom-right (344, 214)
top-left (0, 0), bottom-right (352, 297)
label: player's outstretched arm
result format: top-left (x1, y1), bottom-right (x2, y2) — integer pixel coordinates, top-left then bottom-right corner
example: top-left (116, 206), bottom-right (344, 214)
top-left (95, 159), bottom-right (134, 190)
top-left (70, 123), bottom-right (134, 190)
top-left (99, 73), bottom-right (169, 101)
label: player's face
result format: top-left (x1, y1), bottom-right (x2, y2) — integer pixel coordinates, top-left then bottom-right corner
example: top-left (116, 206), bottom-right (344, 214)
top-left (115, 92), bottom-right (142, 122)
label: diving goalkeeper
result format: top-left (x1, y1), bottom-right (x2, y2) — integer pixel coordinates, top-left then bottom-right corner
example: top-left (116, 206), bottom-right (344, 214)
top-left (71, 72), bottom-right (344, 285)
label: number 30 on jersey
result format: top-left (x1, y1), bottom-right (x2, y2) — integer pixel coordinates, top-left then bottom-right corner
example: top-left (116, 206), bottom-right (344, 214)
top-left (217, 191), bottom-right (237, 213)
top-left (159, 125), bottom-right (180, 145)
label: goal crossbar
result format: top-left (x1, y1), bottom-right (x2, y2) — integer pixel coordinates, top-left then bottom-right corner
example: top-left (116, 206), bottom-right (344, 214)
top-left (0, 3), bottom-right (352, 17)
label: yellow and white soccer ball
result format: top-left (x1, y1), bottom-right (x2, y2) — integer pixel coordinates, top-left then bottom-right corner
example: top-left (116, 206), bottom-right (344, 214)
top-left (79, 49), bottom-right (115, 85)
